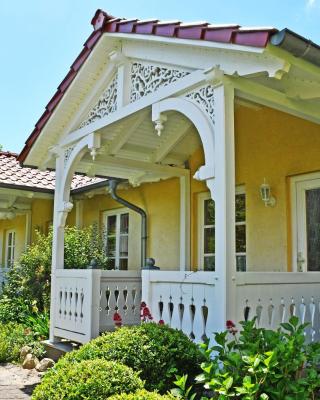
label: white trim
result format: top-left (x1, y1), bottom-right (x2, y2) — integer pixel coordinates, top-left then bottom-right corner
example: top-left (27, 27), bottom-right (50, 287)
top-left (5, 230), bottom-right (16, 268)
top-left (179, 175), bottom-right (191, 270)
top-left (291, 171), bottom-right (320, 272)
top-left (103, 207), bottom-right (130, 270)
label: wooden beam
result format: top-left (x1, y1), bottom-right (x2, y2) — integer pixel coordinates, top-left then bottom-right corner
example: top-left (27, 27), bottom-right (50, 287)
top-left (229, 76), bottom-right (320, 124)
top-left (151, 123), bottom-right (192, 163)
top-left (107, 110), bottom-right (148, 155)
top-left (80, 155), bottom-right (189, 177)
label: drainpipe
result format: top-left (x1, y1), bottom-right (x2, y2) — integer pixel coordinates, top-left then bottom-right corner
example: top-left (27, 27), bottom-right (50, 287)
top-left (108, 180), bottom-right (147, 269)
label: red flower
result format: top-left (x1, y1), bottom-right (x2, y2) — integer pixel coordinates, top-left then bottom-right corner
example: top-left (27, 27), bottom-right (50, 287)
top-left (140, 301), bottom-right (147, 309)
top-left (143, 307), bottom-right (151, 317)
top-left (113, 312), bottom-right (122, 322)
top-left (226, 320), bottom-right (236, 329)
top-left (158, 319), bottom-right (165, 325)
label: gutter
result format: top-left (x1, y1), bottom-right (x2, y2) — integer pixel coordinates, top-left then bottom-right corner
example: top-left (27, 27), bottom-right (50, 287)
top-left (271, 28), bottom-right (320, 67)
top-left (108, 180), bottom-right (147, 269)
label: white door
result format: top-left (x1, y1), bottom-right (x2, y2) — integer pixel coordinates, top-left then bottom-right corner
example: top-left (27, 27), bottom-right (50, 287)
top-left (292, 173), bottom-right (320, 272)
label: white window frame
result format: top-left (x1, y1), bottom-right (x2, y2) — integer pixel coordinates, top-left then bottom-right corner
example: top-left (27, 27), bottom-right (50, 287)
top-left (291, 171), bottom-right (320, 272)
top-left (103, 208), bottom-right (129, 270)
top-left (5, 230), bottom-right (16, 268)
top-left (198, 186), bottom-right (246, 270)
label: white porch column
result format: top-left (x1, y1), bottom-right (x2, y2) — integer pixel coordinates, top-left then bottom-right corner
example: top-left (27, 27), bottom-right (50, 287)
top-left (179, 174), bottom-right (191, 271)
top-left (49, 154), bottom-right (73, 342)
top-left (206, 82), bottom-right (236, 326)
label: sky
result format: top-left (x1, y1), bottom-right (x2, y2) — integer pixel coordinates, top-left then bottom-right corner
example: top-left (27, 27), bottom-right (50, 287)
top-left (1, 0), bottom-right (320, 153)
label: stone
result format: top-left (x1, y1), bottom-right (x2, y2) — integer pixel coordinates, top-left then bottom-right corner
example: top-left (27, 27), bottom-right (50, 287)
top-left (22, 354), bottom-right (39, 370)
top-left (35, 358), bottom-right (55, 372)
top-left (20, 346), bottom-right (32, 361)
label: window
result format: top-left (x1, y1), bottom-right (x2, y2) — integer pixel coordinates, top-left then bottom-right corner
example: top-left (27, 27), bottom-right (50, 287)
top-left (104, 209), bottom-right (129, 270)
top-left (6, 230), bottom-right (16, 268)
top-left (198, 189), bottom-right (246, 271)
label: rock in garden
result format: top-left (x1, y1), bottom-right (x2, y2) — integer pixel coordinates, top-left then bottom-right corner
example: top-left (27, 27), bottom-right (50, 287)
top-left (22, 354), bottom-right (39, 370)
top-left (20, 346), bottom-right (32, 361)
top-left (35, 358), bottom-right (55, 372)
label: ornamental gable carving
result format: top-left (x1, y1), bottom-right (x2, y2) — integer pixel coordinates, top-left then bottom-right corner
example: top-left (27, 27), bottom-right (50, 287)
top-left (79, 74), bottom-right (118, 128)
top-left (185, 85), bottom-right (215, 124)
top-left (130, 63), bottom-right (189, 102)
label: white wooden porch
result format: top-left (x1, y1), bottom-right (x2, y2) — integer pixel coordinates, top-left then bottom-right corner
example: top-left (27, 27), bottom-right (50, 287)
top-left (53, 269), bottom-right (320, 344)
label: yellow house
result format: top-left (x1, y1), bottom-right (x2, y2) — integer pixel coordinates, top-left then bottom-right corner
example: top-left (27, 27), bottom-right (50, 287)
top-left (13, 9), bottom-right (320, 345)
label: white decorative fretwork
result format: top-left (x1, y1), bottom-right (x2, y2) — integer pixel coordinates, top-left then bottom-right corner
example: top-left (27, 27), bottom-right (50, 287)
top-left (130, 63), bottom-right (189, 102)
top-left (186, 85), bottom-right (215, 125)
top-left (79, 75), bottom-right (118, 128)
top-left (64, 146), bottom-right (75, 167)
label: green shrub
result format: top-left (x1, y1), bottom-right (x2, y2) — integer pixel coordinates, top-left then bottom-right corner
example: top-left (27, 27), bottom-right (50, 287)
top-left (0, 323), bottom-right (44, 362)
top-left (109, 389), bottom-right (173, 399)
top-left (0, 225), bottom-right (108, 323)
top-left (191, 317), bottom-right (320, 399)
top-left (56, 324), bottom-right (204, 393)
top-left (32, 359), bottom-right (143, 400)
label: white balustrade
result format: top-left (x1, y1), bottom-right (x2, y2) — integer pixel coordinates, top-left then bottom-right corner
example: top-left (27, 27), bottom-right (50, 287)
top-left (142, 270), bottom-right (223, 343)
top-left (54, 269), bottom-right (101, 343)
top-left (235, 272), bottom-right (320, 341)
top-left (99, 271), bottom-right (142, 332)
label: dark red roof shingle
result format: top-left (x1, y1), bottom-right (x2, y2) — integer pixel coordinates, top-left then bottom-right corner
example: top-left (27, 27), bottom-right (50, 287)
top-left (0, 152), bottom-right (104, 192)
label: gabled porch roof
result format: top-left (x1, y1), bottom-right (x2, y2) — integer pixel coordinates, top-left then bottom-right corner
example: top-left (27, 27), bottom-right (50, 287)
top-left (18, 9), bottom-right (320, 166)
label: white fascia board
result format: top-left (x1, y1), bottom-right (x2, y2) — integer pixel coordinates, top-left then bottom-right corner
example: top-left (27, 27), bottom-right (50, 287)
top-left (104, 32), bottom-right (265, 54)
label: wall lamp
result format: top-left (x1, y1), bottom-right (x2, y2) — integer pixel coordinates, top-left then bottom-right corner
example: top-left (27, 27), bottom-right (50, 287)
top-left (260, 179), bottom-right (276, 207)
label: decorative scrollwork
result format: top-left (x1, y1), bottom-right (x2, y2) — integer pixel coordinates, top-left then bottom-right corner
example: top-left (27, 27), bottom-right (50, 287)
top-left (130, 63), bottom-right (189, 102)
top-left (79, 75), bottom-right (118, 128)
top-left (64, 146), bottom-right (75, 167)
top-left (186, 85), bottom-right (215, 124)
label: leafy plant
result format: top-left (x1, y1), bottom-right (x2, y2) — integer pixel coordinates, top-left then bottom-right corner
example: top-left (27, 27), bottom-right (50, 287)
top-left (192, 317), bottom-right (320, 399)
top-left (54, 323), bottom-right (204, 393)
top-left (0, 322), bottom-right (44, 362)
top-left (31, 359), bottom-right (143, 400)
top-left (24, 312), bottom-right (50, 340)
top-left (109, 389), bottom-right (174, 399)
top-left (0, 225), bottom-right (108, 324)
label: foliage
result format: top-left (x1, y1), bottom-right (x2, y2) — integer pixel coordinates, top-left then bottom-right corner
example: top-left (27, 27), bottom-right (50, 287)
top-left (0, 225), bottom-right (108, 324)
top-left (109, 389), bottom-right (174, 400)
top-left (24, 312), bottom-right (50, 340)
top-left (31, 359), bottom-right (143, 400)
top-left (55, 323), bottom-right (204, 393)
top-left (0, 322), bottom-right (44, 363)
top-left (181, 317), bottom-right (320, 399)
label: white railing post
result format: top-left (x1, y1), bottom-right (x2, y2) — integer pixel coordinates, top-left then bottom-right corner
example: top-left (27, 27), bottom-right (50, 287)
top-left (87, 269), bottom-right (102, 340)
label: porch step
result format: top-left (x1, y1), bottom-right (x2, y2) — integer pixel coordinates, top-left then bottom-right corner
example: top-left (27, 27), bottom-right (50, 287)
top-left (42, 340), bottom-right (79, 362)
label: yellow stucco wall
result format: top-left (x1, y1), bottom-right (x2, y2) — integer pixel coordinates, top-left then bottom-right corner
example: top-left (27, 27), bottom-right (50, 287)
top-left (0, 197), bottom-right (53, 266)
top-left (80, 178), bottom-right (181, 270)
top-left (189, 104), bottom-right (320, 272)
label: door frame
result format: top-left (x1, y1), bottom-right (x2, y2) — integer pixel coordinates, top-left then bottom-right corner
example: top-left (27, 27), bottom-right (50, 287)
top-left (291, 171), bottom-right (320, 272)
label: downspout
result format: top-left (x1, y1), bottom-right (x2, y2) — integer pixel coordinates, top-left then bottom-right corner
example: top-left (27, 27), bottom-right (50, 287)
top-left (108, 180), bottom-right (147, 269)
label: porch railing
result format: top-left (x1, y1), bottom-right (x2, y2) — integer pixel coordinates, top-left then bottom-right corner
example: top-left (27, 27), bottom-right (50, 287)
top-left (141, 270), bottom-right (224, 342)
top-left (53, 269), bottom-right (141, 344)
top-left (235, 272), bottom-right (320, 341)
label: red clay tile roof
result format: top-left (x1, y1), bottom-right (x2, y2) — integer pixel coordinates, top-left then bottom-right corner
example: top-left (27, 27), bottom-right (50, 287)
top-left (18, 9), bottom-right (278, 164)
top-left (0, 152), bottom-right (104, 192)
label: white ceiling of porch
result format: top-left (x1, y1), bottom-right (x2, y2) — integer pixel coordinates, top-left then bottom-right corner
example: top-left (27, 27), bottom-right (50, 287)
top-left (75, 108), bottom-right (201, 185)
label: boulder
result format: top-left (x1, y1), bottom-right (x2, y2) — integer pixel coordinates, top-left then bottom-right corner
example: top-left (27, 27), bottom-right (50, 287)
top-left (35, 358), bottom-right (55, 372)
top-left (20, 346), bottom-right (32, 361)
top-left (22, 354), bottom-right (39, 370)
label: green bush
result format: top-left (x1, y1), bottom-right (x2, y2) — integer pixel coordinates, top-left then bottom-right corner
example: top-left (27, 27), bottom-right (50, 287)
top-left (0, 323), bottom-right (44, 362)
top-left (109, 389), bottom-right (173, 400)
top-left (56, 324), bottom-right (204, 393)
top-left (31, 359), bottom-right (143, 400)
top-left (190, 317), bottom-right (320, 399)
top-left (0, 225), bottom-right (108, 324)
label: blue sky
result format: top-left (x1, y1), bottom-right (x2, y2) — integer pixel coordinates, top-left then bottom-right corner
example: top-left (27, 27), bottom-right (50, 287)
top-left (1, 0), bottom-right (320, 153)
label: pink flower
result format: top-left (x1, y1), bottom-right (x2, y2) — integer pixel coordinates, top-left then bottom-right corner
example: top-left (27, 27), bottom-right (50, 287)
top-left (158, 319), bottom-right (165, 325)
top-left (226, 320), bottom-right (237, 335)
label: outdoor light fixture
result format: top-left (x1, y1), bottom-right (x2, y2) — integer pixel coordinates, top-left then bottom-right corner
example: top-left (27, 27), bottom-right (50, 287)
top-left (260, 179), bottom-right (276, 207)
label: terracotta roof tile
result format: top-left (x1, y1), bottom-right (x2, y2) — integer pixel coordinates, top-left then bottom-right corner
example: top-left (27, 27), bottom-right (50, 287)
top-left (0, 152), bottom-right (104, 192)
top-left (18, 9), bottom-right (278, 164)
